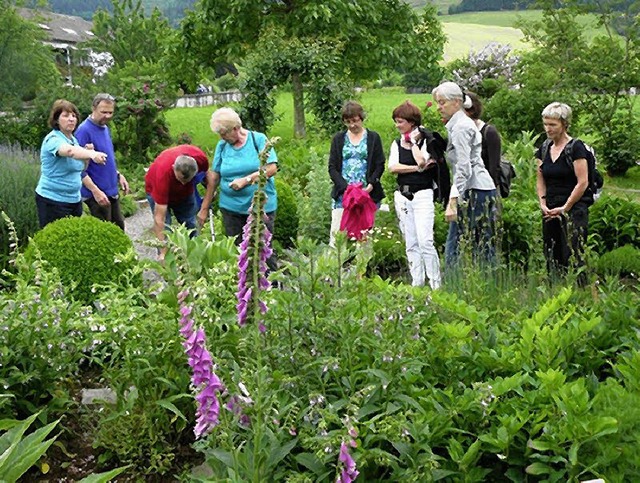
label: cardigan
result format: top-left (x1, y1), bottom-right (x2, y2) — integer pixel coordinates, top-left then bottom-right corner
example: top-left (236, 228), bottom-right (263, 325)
top-left (328, 128), bottom-right (385, 203)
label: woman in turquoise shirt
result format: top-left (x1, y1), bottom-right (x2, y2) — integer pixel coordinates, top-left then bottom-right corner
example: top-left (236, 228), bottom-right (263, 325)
top-left (36, 99), bottom-right (107, 228)
top-left (209, 108), bottom-right (278, 257)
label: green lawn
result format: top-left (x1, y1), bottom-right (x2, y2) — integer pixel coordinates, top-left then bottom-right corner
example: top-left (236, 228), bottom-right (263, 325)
top-left (440, 10), bottom-right (611, 60)
top-left (442, 22), bottom-right (526, 60)
top-left (166, 88), bottom-right (435, 156)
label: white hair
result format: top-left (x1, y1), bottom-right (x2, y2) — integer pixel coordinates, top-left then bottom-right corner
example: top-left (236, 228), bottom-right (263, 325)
top-left (210, 107), bottom-right (242, 134)
top-left (432, 81), bottom-right (472, 109)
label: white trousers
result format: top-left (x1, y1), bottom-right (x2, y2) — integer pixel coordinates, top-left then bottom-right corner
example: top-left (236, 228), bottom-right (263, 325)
top-left (394, 189), bottom-right (441, 289)
top-left (329, 208), bottom-right (344, 247)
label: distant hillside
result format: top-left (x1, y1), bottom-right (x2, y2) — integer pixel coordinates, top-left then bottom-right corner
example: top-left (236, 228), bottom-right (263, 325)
top-left (27, 0), bottom-right (198, 23)
top-left (38, 0), bottom-right (459, 20)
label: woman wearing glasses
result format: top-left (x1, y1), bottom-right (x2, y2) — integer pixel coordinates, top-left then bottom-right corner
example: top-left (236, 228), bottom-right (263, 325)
top-left (328, 101), bottom-right (385, 245)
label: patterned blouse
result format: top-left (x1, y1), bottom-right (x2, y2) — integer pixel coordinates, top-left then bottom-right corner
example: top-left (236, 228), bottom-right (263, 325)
top-left (333, 131), bottom-right (368, 209)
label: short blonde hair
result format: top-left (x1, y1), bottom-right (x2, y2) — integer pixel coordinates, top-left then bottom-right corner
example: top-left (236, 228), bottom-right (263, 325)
top-left (541, 102), bottom-right (572, 128)
top-left (210, 107), bottom-right (242, 134)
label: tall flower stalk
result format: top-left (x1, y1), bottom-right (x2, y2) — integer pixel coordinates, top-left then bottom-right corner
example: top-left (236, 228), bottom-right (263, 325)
top-left (236, 136), bottom-right (280, 331)
top-left (337, 441), bottom-right (359, 482)
top-left (178, 289), bottom-right (224, 439)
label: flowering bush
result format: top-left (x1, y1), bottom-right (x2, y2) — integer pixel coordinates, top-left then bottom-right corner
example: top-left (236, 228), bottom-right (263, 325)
top-left (109, 76), bottom-right (175, 166)
top-left (449, 43), bottom-right (520, 99)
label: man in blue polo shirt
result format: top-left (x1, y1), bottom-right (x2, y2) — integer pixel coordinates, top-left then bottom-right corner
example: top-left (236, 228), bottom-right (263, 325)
top-left (75, 93), bottom-right (130, 230)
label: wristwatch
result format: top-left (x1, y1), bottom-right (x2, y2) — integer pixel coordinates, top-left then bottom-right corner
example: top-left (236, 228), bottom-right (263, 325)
top-left (245, 176), bottom-right (253, 185)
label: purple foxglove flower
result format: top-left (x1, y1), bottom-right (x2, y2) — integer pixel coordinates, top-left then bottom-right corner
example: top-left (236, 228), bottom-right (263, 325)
top-left (235, 136), bottom-right (279, 331)
top-left (178, 299), bottom-right (224, 439)
top-left (337, 442), bottom-right (358, 482)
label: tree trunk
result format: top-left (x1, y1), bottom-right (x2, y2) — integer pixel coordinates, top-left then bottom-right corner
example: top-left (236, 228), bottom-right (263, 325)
top-left (292, 73), bottom-right (306, 138)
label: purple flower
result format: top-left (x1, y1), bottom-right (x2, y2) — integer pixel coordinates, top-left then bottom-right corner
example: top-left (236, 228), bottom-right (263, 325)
top-left (235, 199), bottom-right (273, 330)
top-left (337, 442), bottom-right (359, 482)
top-left (179, 298), bottom-right (224, 439)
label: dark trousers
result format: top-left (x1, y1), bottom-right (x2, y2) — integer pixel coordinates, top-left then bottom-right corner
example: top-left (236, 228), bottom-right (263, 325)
top-left (35, 192), bottom-right (82, 229)
top-left (221, 208), bottom-right (277, 271)
top-left (445, 189), bottom-right (498, 268)
top-left (85, 196), bottom-right (125, 231)
top-left (542, 201), bottom-right (589, 284)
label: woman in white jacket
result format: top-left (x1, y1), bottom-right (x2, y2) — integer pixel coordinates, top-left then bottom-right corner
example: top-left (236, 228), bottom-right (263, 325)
top-left (432, 82), bottom-right (497, 268)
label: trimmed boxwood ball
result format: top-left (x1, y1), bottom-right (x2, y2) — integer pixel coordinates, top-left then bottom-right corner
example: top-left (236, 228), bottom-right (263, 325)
top-left (26, 216), bottom-right (139, 304)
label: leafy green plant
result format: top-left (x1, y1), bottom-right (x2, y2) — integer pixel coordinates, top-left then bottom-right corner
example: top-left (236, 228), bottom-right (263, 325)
top-left (595, 245), bottom-right (640, 278)
top-left (297, 151), bottom-right (333, 244)
top-left (25, 216), bottom-right (140, 304)
top-left (274, 178), bottom-right (299, 249)
top-left (0, 412), bottom-right (59, 482)
top-left (588, 194), bottom-right (640, 255)
top-left (596, 110), bottom-right (640, 177)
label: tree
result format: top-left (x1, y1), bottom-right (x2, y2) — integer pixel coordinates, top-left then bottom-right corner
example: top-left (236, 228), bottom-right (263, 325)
top-left (516, 0), bottom-right (640, 175)
top-left (0, 1), bottom-right (59, 110)
top-left (88, 0), bottom-right (172, 69)
top-left (179, 0), bottom-right (445, 136)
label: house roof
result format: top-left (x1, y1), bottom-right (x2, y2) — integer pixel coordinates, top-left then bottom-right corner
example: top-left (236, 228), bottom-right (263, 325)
top-left (18, 8), bottom-right (94, 48)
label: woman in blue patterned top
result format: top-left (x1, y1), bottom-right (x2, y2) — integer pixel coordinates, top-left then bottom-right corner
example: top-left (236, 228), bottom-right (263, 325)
top-left (36, 99), bottom-right (108, 228)
top-left (328, 101), bottom-right (385, 245)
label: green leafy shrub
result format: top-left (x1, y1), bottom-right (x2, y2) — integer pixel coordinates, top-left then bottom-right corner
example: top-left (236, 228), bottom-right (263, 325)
top-left (588, 194), bottom-right (640, 255)
top-left (595, 245), bottom-right (640, 278)
top-left (274, 178), bottom-right (299, 249)
top-left (0, 145), bottom-right (40, 272)
top-left (25, 216), bottom-right (139, 304)
top-left (0, 83), bottom-right (93, 150)
top-left (107, 74), bottom-right (175, 166)
top-left (119, 194), bottom-right (138, 218)
top-left (500, 198), bottom-right (542, 267)
top-left (297, 151), bottom-right (332, 244)
top-left (367, 210), bottom-right (407, 279)
top-left (596, 110), bottom-right (640, 177)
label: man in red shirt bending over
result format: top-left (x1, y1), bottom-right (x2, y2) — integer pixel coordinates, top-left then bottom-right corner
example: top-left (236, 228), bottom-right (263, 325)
top-left (145, 144), bottom-right (215, 260)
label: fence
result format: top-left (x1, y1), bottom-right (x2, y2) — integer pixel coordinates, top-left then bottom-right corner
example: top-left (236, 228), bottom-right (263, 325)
top-left (173, 90), bottom-right (244, 108)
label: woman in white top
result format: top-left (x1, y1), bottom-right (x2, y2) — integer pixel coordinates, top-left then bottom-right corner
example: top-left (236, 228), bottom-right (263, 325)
top-left (388, 101), bottom-right (441, 289)
top-left (432, 82), bottom-right (497, 267)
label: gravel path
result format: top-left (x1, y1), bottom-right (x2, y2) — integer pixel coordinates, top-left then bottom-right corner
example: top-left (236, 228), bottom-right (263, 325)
top-left (124, 200), bottom-right (156, 260)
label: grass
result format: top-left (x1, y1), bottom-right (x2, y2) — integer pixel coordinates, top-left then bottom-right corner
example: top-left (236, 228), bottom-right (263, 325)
top-left (440, 10), bottom-right (612, 60)
top-left (605, 165), bottom-right (640, 202)
top-left (166, 87), bottom-right (435, 158)
top-left (442, 22), bottom-right (525, 61)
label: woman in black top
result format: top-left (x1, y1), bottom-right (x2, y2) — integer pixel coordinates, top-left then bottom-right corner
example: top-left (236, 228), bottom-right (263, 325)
top-left (388, 101), bottom-right (441, 289)
top-left (535, 102), bottom-right (590, 284)
top-left (328, 101), bottom-right (385, 245)
top-left (464, 92), bottom-right (501, 188)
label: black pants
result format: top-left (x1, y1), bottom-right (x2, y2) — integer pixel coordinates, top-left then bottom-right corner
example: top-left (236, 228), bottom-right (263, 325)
top-left (85, 196), bottom-right (125, 231)
top-left (542, 200), bottom-right (589, 284)
top-left (35, 192), bottom-right (82, 229)
top-left (221, 208), bottom-right (277, 271)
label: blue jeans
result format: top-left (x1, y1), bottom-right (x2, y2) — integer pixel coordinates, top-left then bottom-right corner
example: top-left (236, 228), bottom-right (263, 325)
top-left (445, 189), bottom-right (497, 268)
top-left (146, 193), bottom-right (198, 238)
